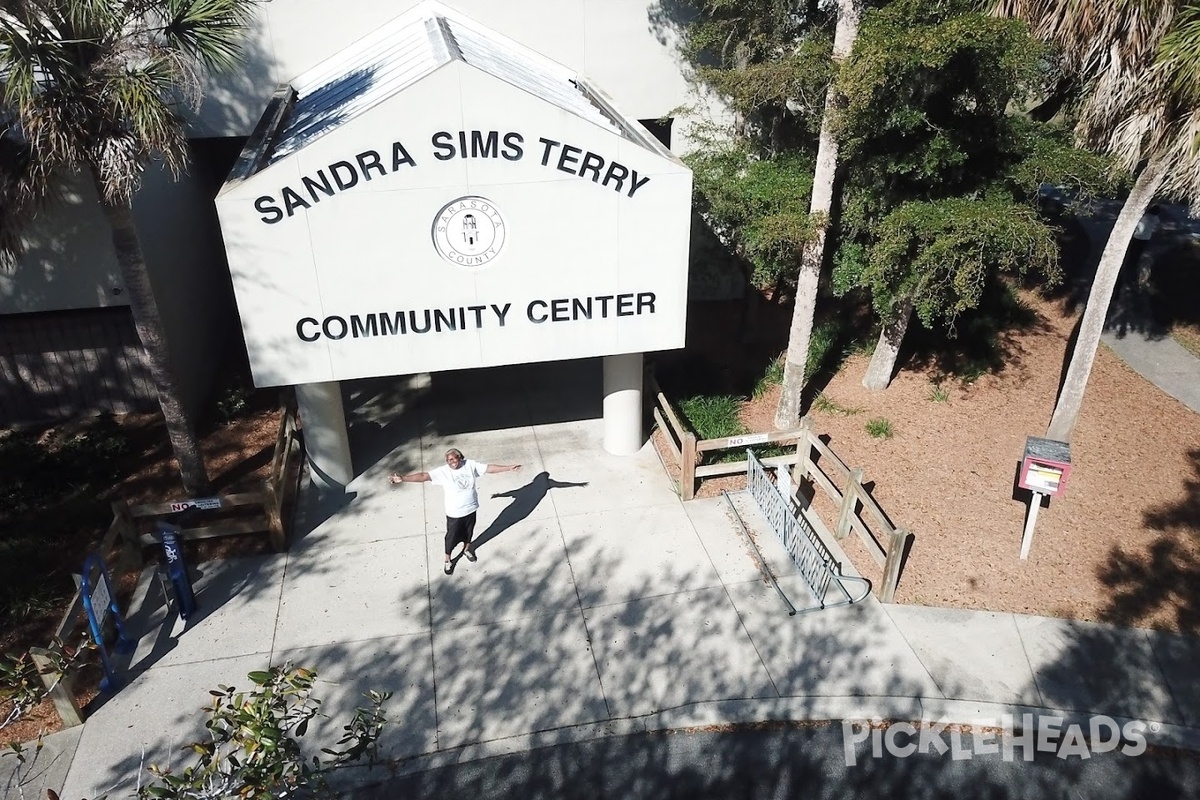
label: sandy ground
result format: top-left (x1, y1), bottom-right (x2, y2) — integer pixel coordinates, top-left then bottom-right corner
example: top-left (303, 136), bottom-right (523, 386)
top-left (666, 290), bottom-right (1200, 634)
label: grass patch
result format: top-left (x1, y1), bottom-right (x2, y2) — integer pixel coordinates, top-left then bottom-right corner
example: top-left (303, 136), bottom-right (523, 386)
top-left (806, 319), bottom-right (865, 383)
top-left (676, 394), bottom-right (791, 465)
top-left (866, 418), bottom-right (894, 439)
top-left (678, 395), bottom-right (746, 441)
top-left (753, 353), bottom-right (786, 399)
top-left (929, 381), bottom-right (950, 403)
top-left (812, 394), bottom-right (863, 416)
top-left (679, 394), bottom-right (748, 466)
top-left (1173, 326), bottom-right (1200, 359)
top-left (752, 316), bottom-right (863, 401)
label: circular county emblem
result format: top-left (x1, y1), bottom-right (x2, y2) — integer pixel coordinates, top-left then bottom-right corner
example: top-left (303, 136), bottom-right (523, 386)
top-left (431, 196), bottom-right (507, 267)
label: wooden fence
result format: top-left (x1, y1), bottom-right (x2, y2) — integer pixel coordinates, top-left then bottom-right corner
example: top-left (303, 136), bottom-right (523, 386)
top-left (29, 393), bottom-right (304, 728)
top-left (111, 393), bottom-right (301, 554)
top-left (650, 386), bottom-right (913, 603)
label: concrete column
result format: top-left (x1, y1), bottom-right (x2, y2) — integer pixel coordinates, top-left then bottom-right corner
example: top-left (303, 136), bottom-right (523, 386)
top-left (603, 352), bottom-right (643, 455)
top-left (295, 381), bottom-right (354, 494)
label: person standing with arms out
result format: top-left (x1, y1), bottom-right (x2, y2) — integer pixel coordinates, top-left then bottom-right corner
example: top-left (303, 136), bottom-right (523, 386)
top-left (390, 449), bottom-right (521, 574)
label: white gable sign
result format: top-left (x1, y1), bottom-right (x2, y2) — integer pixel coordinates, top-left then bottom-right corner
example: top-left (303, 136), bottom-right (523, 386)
top-left (216, 4), bottom-right (691, 388)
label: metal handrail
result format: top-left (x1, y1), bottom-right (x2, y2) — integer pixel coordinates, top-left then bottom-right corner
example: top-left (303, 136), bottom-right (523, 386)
top-left (746, 450), bottom-right (872, 613)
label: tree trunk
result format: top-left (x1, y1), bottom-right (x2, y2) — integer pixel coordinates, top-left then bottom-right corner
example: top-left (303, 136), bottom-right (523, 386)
top-left (773, 0), bottom-right (866, 430)
top-left (96, 183), bottom-right (210, 494)
top-left (1046, 160), bottom-right (1167, 442)
top-left (863, 298), bottom-right (913, 390)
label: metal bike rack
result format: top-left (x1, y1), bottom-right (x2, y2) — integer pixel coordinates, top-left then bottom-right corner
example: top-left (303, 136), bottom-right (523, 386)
top-left (740, 449), bottom-right (871, 614)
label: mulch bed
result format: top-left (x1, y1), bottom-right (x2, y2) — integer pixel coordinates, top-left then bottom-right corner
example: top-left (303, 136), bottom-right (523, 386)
top-left (1, 401), bottom-right (282, 746)
top-left (657, 289), bottom-right (1200, 634)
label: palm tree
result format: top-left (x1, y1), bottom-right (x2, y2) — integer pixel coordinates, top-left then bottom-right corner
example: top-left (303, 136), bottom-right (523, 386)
top-left (993, 0), bottom-right (1200, 442)
top-left (0, 0), bottom-right (256, 493)
top-left (774, 0), bottom-right (866, 429)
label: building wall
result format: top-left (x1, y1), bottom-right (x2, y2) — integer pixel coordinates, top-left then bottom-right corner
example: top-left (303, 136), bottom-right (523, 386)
top-left (190, 0), bottom-right (703, 145)
top-left (0, 308), bottom-right (157, 424)
top-left (131, 149), bottom-right (241, 417)
top-left (0, 147), bottom-right (239, 424)
top-left (0, 1), bottom-right (713, 423)
top-left (0, 173), bottom-right (124, 316)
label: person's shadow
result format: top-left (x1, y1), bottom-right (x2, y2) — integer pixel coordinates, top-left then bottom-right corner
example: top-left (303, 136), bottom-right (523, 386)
top-left (473, 472), bottom-right (588, 551)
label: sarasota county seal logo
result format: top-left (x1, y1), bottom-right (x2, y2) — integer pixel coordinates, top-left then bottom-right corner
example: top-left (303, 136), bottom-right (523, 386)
top-left (431, 196), bottom-right (507, 267)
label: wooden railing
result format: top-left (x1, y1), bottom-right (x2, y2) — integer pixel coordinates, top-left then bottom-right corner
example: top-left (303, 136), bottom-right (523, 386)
top-left (111, 392), bottom-right (302, 555)
top-left (30, 392), bottom-right (304, 728)
top-left (26, 520), bottom-right (126, 728)
top-left (649, 381), bottom-right (913, 603)
top-left (791, 422), bottom-right (914, 603)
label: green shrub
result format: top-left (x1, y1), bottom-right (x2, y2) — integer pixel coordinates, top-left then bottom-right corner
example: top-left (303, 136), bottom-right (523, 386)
top-left (135, 664), bottom-right (389, 800)
top-left (866, 418), bottom-right (894, 439)
top-left (679, 395), bottom-right (746, 441)
top-left (812, 394), bottom-right (863, 416)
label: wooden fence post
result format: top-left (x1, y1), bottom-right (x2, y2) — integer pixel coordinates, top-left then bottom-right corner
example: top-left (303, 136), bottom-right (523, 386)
top-left (793, 418), bottom-right (813, 483)
top-left (29, 647), bottom-right (84, 728)
top-left (263, 478), bottom-right (286, 552)
top-left (109, 500), bottom-right (142, 568)
top-left (681, 431), bottom-right (698, 501)
top-left (880, 527), bottom-right (912, 603)
top-left (835, 467), bottom-right (863, 540)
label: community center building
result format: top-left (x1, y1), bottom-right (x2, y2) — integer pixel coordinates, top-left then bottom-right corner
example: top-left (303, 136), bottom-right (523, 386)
top-left (0, 0), bottom-right (705, 483)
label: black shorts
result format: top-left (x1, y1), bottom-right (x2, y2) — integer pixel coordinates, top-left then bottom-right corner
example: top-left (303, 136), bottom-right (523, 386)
top-left (445, 512), bottom-right (477, 554)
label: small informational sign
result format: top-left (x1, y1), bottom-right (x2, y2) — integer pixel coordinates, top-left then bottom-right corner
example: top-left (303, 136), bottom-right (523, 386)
top-left (80, 554), bottom-right (134, 691)
top-left (1018, 437), bottom-right (1072, 498)
top-left (90, 575), bottom-right (111, 627)
top-left (1017, 436), bottom-right (1072, 560)
top-left (169, 497), bottom-right (222, 512)
top-left (727, 433), bottom-right (770, 448)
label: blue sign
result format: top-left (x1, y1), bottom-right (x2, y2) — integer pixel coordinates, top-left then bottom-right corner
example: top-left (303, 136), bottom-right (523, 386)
top-left (159, 523), bottom-right (197, 620)
top-left (80, 554), bottom-right (134, 691)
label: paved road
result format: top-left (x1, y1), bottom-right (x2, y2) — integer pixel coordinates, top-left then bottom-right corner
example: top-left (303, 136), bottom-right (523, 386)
top-left (348, 723), bottom-right (1200, 800)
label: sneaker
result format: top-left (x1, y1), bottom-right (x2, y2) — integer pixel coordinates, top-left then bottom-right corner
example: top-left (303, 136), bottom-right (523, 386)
top-left (464, 549), bottom-right (477, 563)
top-left (443, 561), bottom-right (453, 575)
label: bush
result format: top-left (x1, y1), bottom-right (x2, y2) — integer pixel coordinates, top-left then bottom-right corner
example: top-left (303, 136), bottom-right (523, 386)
top-left (138, 663), bottom-right (390, 800)
top-left (678, 395), bottom-right (746, 442)
top-left (866, 418), bottom-right (894, 439)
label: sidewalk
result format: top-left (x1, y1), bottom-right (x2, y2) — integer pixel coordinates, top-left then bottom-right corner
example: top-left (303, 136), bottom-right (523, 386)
top-left (6, 361), bottom-right (1199, 800)
top-left (1064, 195), bottom-right (1200, 413)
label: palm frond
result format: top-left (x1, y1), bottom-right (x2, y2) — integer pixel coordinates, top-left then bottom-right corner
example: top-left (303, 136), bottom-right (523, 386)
top-left (994, 0), bottom-right (1200, 205)
top-left (1156, 3), bottom-right (1200, 108)
top-left (157, 0), bottom-right (256, 71)
top-left (0, 0), bottom-right (252, 211)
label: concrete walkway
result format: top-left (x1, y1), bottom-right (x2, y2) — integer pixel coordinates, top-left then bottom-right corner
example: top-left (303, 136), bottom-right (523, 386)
top-left (6, 360), bottom-right (1199, 800)
top-left (1066, 196), bottom-right (1200, 413)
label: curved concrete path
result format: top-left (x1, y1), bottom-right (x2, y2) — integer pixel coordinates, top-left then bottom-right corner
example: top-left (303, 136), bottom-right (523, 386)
top-left (1068, 195), bottom-right (1200, 413)
top-left (6, 360), bottom-right (1198, 800)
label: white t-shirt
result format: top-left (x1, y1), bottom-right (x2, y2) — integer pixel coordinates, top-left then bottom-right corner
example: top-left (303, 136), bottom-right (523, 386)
top-left (429, 459), bottom-right (488, 518)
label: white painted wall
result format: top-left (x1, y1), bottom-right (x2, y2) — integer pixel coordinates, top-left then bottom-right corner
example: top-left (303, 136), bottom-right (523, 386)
top-left (0, 173), bottom-right (125, 315)
top-left (217, 59), bottom-right (692, 387)
top-left (133, 158), bottom-right (239, 414)
top-left (192, 0), bottom-right (702, 144)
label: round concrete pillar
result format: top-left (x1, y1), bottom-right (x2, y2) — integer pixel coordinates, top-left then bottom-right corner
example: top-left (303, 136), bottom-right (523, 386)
top-left (295, 381), bottom-right (354, 494)
top-left (603, 352), bottom-right (644, 455)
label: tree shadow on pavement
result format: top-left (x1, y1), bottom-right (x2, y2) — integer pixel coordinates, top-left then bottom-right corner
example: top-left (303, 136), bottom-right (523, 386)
top-left (347, 722), bottom-right (1200, 800)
